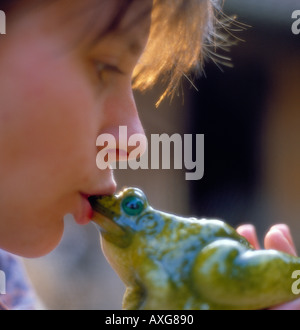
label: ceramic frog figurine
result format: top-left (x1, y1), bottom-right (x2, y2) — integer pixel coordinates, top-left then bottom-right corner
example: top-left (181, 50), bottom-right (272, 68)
top-left (89, 187), bottom-right (300, 310)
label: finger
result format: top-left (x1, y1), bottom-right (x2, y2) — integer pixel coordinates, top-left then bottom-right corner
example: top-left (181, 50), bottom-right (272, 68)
top-left (269, 297), bottom-right (300, 310)
top-left (236, 224), bottom-right (260, 249)
top-left (269, 224), bottom-right (295, 249)
top-left (264, 227), bottom-right (297, 256)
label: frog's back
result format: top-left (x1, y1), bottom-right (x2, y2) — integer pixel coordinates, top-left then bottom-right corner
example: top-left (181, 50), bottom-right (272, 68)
top-left (153, 212), bottom-right (251, 249)
top-left (130, 213), bottom-right (252, 303)
top-left (129, 215), bottom-right (253, 310)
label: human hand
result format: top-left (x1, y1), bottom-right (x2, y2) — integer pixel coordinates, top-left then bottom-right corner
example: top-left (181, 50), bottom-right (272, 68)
top-left (237, 223), bottom-right (300, 310)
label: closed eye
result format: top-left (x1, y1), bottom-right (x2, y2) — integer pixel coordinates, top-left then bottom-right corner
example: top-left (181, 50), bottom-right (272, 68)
top-left (93, 61), bottom-right (125, 85)
top-left (95, 61), bottom-right (124, 76)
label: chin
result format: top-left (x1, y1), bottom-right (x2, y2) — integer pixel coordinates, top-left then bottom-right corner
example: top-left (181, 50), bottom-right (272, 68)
top-left (13, 222), bottom-right (65, 258)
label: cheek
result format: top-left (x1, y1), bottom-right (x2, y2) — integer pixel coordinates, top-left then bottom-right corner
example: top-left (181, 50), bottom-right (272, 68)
top-left (12, 54), bottom-right (99, 177)
top-left (0, 45), bottom-right (104, 224)
top-left (0, 60), bottom-right (99, 256)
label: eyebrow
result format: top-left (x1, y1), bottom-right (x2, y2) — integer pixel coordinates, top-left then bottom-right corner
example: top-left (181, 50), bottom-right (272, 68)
top-left (88, 1), bottom-right (152, 49)
top-left (87, 0), bottom-right (135, 47)
top-left (127, 39), bottom-right (145, 56)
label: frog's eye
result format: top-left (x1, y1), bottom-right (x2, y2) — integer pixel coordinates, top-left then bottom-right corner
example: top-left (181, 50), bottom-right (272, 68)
top-left (121, 195), bottom-right (145, 216)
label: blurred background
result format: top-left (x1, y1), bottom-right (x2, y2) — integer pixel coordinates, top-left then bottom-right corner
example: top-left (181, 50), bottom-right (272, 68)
top-left (24, 0), bottom-right (300, 309)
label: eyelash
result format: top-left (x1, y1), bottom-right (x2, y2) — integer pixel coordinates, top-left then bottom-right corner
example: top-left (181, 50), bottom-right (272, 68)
top-left (94, 61), bottom-right (123, 82)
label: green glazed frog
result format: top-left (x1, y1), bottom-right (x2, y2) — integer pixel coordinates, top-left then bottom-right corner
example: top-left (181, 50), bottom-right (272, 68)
top-left (89, 187), bottom-right (300, 310)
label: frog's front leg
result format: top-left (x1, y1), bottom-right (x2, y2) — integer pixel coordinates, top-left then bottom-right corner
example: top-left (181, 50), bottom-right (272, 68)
top-left (127, 258), bottom-right (177, 310)
top-left (192, 239), bottom-right (300, 310)
top-left (123, 285), bottom-right (145, 310)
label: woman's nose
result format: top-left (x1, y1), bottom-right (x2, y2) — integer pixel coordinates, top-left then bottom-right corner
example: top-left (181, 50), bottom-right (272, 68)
top-left (98, 86), bottom-right (147, 163)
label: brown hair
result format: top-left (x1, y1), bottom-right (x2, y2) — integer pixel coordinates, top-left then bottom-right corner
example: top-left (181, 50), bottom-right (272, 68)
top-left (133, 0), bottom-right (229, 106)
top-left (1, 0), bottom-right (229, 106)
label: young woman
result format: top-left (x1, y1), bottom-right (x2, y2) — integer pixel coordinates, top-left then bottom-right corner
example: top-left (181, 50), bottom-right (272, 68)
top-left (0, 0), bottom-right (298, 309)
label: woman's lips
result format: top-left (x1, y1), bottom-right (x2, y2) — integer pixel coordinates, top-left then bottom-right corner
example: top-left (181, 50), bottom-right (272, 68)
top-left (76, 183), bottom-right (117, 225)
top-left (75, 194), bottom-right (94, 225)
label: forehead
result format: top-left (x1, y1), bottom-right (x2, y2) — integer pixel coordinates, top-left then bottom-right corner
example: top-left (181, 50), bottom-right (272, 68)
top-left (53, 0), bottom-right (153, 49)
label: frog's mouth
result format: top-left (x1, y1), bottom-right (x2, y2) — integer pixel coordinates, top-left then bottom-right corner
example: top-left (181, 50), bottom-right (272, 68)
top-left (88, 195), bottom-right (126, 237)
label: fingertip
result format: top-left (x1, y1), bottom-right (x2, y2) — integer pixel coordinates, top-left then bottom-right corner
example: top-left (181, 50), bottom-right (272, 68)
top-left (264, 228), bottom-right (297, 256)
top-left (236, 224), bottom-right (254, 237)
top-left (236, 224), bottom-right (260, 249)
top-left (269, 224), bottom-right (294, 247)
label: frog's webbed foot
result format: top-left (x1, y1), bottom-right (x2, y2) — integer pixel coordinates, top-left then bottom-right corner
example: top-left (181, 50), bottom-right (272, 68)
top-left (122, 285), bottom-right (146, 310)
